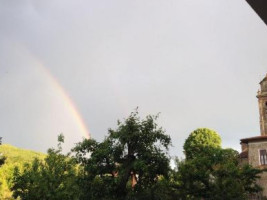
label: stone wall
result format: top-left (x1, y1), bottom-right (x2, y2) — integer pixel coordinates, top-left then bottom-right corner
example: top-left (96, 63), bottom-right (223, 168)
top-left (258, 96), bottom-right (267, 136)
top-left (248, 141), bottom-right (267, 198)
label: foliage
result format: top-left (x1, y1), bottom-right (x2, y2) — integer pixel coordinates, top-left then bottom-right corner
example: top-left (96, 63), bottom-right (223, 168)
top-left (183, 128), bottom-right (221, 159)
top-left (11, 134), bottom-right (81, 200)
top-left (0, 116), bottom-right (265, 200)
top-left (0, 143), bottom-right (45, 199)
top-left (0, 144), bottom-right (45, 164)
top-left (72, 110), bottom-right (171, 200)
top-left (176, 129), bottom-right (263, 200)
top-left (126, 175), bottom-right (177, 200)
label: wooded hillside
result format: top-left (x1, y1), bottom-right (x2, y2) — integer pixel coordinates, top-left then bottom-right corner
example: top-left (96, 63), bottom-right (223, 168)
top-left (0, 144), bottom-right (45, 199)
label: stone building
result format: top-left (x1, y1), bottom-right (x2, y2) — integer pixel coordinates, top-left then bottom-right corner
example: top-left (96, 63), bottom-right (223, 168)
top-left (240, 74), bottom-right (267, 199)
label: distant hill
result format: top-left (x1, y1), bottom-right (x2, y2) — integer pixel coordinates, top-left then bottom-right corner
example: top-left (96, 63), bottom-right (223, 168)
top-left (0, 144), bottom-right (45, 165)
top-left (0, 144), bottom-right (46, 199)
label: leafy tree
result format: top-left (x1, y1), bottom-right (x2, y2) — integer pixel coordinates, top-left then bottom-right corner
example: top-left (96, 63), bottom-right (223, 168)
top-left (11, 134), bottom-right (81, 200)
top-left (0, 143), bottom-right (45, 199)
top-left (183, 128), bottom-right (221, 159)
top-left (176, 129), bottom-right (263, 200)
top-left (73, 110), bottom-right (172, 200)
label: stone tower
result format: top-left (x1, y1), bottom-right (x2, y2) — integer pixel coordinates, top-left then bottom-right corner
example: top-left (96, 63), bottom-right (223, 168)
top-left (257, 74), bottom-right (267, 136)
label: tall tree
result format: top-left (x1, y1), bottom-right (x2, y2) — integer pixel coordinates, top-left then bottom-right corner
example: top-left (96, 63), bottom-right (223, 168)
top-left (176, 128), bottom-right (263, 200)
top-left (73, 110), bottom-right (171, 200)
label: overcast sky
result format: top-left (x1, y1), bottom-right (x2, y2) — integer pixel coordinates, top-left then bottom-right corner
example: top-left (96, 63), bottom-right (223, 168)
top-left (0, 0), bottom-right (267, 158)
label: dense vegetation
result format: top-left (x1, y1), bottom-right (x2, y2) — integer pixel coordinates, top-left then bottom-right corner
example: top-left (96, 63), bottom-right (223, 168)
top-left (72, 111), bottom-right (171, 200)
top-left (177, 128), bottom-right (262, 199)
top-left (12, 135), bottom-right (79, 200)
top-left (0, 111), bottom-right (264, 199)
top-left (0, 143), bottom-right (45, 199)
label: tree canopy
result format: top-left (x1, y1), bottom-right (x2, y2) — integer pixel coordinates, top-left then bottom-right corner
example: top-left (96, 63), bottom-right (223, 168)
top-left (2, 112), bottom-right (265, 200)
top-left (183, 128), bottom-right (221, 159)
top-left (176, 128), bottom-right (263, 200)
top-left (72, 110), bottom-right (171, 199)
top-left (12, 135), bottom-right (81, 200)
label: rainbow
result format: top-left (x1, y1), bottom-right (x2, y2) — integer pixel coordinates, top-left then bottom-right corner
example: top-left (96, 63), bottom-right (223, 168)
top-left (27, 54), bottom-right (91, 139)
top-left (41, 66), bottom-right (91, 139)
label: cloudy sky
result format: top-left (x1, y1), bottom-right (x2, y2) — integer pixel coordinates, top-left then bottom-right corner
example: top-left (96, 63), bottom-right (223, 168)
top-left (0, 0), bottom-right (267, 158)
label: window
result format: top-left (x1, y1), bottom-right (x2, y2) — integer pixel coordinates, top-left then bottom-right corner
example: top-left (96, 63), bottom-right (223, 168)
top-left (259, 149), bottom-right (267, 165)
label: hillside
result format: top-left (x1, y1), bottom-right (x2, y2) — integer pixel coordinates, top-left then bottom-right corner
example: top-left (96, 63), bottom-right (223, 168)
top-left (0, 144), bottom-right (46, 199)
top-left (0, 144), bottom-right (45, 165)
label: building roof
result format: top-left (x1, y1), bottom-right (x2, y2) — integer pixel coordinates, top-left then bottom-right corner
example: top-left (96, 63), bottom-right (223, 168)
top-left (240, 135), bottom-right (267, 143)
top-left (246, 0), bottom-right (267, 26)
top-left (260, 74), bottom-right (267, 84)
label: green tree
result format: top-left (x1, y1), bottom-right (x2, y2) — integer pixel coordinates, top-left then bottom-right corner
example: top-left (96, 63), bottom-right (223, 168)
top-left (73, 110), bottom-right (172, 200)
top-left (183, 128), bottom-right (221, 159)
top-left (176, 128), bottom-right (263, 200)
top-left (11, 134), bottom-right (81, 200)
top-left (0, 143), bottom-right (45, 199)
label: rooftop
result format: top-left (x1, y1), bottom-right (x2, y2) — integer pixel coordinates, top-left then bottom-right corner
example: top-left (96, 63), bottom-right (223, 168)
top-left (246, 0), bottom-right (267, 26)
top-left (240, 135), bottom-right (267, 143)
top-left (259, 74), bottom-right (267, 84)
